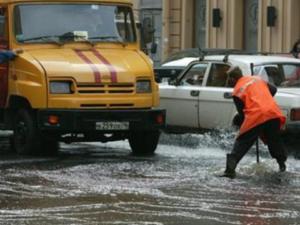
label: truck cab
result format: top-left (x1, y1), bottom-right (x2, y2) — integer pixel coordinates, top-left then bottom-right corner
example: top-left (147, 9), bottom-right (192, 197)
top-left (0, 0), bottom-right (165, 155)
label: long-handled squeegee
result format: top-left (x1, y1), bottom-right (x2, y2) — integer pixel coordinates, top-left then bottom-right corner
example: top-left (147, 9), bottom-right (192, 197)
top-left (250, 62), bottom-right (260, 165)
top-left (256, 139), bottom-right (260, 163)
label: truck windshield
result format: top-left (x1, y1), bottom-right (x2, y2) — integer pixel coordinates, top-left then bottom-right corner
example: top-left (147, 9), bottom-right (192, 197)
top-left (13, 4), bottom-right (136, 44)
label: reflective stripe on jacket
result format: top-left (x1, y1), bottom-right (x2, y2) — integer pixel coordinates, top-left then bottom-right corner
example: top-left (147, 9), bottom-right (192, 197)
top-left (233, 76), bottom-right (286, 136)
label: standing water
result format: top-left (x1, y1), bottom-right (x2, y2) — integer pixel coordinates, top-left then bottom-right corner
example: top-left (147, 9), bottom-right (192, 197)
top-left (0, 131), bottom-right (299, 225)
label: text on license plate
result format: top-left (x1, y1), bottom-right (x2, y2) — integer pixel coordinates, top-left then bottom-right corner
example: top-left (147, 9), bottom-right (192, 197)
top-left (95, 121), bottom-right (129, 130)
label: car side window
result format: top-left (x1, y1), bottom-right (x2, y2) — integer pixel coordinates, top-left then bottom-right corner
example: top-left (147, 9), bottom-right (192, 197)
top-left (253, 66), bottom-right (262, 75)
top-left (281, 64), bottom-right (300, 87)
top-left (182, 63), bottom-right (208, 86)
top-left (206, 63), bottom-right (230, 87)
top-left (262, 65), bottom-right (284, 86)
top-left (254, 64), bottom-right (285, 86)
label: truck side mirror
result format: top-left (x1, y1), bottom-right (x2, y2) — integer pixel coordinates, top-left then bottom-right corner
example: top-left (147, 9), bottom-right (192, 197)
top-left (142, 17), bottom-right (155, 44)
top-left (150, 42), bottom-right (157, 54)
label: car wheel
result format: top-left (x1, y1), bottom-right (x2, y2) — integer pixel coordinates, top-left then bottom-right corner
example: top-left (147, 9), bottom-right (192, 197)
top-left (128, 130), bottom-right (160, 156)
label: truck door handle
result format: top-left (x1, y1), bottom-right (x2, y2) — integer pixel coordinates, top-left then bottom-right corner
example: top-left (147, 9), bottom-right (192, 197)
top-left (223, 92), bottom-right (233, 99)
top-left (190, 90), bottom-right (200, 97)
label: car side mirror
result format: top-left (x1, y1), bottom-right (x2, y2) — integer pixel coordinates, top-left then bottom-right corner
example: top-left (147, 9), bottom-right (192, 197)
top-left (168, 78), bottom-right (180, 86)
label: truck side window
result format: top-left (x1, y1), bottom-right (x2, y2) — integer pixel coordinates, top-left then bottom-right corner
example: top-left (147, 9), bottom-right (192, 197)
top-left (116, 8), bottom-right (136, 42)
top-left (182, 63), bottom-right (208, 86)
top-left (206, 63), bottom-right (230, 87)
top-left (0, 7), bottom-right (8, 48)
top-left (0, 15), bottom-right (4, 37)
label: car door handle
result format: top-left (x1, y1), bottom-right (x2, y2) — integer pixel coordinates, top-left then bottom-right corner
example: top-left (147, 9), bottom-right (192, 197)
top-left (190, 90), bottom-right (200, 97)
top-left (223, 92), bottom-right (233, 99)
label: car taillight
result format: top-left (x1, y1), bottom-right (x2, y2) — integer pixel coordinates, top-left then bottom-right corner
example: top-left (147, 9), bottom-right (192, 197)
top-left (290, 108), bottom-right (300, 121)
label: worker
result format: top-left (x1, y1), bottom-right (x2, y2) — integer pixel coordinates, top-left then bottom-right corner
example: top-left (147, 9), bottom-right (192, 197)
top-left (0, 50), bottom-right (16, 63)
top-left (290, 39), bottom-right (300, 58)
top-left (222, 66), bottom-right (287, 179)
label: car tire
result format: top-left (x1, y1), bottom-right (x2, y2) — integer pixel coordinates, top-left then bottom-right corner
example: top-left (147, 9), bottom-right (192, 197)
top-left (128, 130), bottom-right (160, 156)
top-left (13, 109), bottom-right (41, 155)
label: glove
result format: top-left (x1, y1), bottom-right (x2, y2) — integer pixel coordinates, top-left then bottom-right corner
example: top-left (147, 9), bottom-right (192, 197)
top-left (4, 50), bottom-right (17, 60)
top-left (259, 134), bottom-right (268, 145)
top-left (233, 114), bottom-right (244, 128)
top-left (0, 50), bottom-right (16, 63)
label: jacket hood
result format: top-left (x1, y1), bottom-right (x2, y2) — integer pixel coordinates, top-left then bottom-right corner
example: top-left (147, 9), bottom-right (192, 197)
top-left (27, 48), bottom-right (150, 84)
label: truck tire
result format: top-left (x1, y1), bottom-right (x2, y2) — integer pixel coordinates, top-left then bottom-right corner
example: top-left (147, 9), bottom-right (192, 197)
top-left (13, 109), bottom-right (41, 155)
top-left (128, 130), bottom-right (160, 156)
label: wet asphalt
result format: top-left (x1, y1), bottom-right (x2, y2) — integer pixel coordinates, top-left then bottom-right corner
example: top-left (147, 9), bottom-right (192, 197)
top-left (0, 132), bottom-right (299, 225)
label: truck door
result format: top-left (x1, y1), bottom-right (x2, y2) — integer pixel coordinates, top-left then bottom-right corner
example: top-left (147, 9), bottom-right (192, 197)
top-left (0, 7), bottom-right (8, 108)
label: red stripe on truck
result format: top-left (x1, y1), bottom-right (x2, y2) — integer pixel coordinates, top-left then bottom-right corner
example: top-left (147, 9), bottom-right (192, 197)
top-left (74, 49), bottom-right (101, 83)
top-left (92, 49), bottom-right (118, 83)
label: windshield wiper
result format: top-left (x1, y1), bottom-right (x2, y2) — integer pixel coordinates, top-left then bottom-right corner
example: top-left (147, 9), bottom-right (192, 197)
top-left (89, 36), bottom-right (127, 46)
top-left (19, 35), bottom-right (63, 45)
top-left (59, 32), bottom-right (95, 46)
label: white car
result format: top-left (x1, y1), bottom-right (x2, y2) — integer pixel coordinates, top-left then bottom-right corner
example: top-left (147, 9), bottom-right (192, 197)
top-left (159, 54), bottom-right (300, 138)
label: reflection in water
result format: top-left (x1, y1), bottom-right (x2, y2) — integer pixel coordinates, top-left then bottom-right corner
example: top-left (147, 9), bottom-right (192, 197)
top-left (0, 132), bottom-right (299, 225)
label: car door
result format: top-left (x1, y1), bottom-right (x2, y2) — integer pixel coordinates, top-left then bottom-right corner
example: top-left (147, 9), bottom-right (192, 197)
top-left (198, 63), bottom-right (237, 129)
top-left (159, 62), bottom-right (209, 129)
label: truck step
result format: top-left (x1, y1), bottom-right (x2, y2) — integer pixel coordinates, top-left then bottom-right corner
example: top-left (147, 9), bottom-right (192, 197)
top-left (0, 124), bottom-right (13, 137)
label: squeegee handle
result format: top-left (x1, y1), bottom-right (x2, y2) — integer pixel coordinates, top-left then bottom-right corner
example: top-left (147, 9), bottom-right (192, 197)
top-left (256, 139), bottom-right (260, 163)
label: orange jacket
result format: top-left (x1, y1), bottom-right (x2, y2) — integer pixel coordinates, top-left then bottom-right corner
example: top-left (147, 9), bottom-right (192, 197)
top-left (233, 76), bottom-right (286, 136)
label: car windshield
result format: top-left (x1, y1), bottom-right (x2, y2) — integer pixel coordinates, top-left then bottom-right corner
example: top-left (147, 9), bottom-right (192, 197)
top-left (254, 64), bottom-right (300, 88)
top-left (13, 4), bottom-right (136, 44)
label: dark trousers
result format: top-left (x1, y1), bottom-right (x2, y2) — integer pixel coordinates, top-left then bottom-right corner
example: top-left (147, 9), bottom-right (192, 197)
top-left (231, 118), bottom-right (287, 164)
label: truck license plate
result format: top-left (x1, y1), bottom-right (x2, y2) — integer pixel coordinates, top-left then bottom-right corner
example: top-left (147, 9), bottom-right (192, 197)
top-left (95, 121), bottom-right (129, 130)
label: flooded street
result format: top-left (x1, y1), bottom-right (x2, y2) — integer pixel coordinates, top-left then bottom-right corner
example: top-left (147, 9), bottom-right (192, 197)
top-left (0, 132), bottom-right (299, 225)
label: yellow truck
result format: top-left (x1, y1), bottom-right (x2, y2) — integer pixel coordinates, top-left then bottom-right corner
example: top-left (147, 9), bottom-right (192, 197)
top-left (0, 0), bottom-right (165, 155)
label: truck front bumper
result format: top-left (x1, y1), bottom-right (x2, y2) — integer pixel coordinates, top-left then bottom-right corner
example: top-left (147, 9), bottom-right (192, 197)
top-left (37, 109), bottom-right (165, 133)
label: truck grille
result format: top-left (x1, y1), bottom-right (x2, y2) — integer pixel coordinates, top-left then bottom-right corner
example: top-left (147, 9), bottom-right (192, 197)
top-left (77, 83), bottom-right (134, 94)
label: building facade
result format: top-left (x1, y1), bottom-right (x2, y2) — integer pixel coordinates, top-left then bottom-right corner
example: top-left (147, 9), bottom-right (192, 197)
top-left (133, 0), bottom-right (300, 63)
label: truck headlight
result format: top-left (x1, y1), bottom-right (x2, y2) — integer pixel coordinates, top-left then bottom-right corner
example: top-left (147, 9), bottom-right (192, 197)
top-left (136, 80), bottom-right (151, 93)
top-left (50, 81), bottom-right (73, 94)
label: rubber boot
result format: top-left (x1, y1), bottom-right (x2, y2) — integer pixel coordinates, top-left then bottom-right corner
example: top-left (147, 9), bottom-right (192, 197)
top-left (277, 160), bottom-right (286, 172)
top-left (221, 154), bottom-right (237, 179)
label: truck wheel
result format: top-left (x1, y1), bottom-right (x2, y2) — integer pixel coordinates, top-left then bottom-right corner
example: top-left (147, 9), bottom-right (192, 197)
top-left (13, 109), bottom-right (41, 155)
top-left (128, 130), bottom-right (160, 156)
